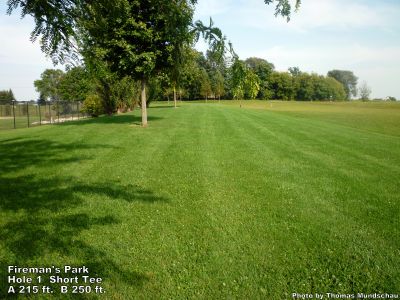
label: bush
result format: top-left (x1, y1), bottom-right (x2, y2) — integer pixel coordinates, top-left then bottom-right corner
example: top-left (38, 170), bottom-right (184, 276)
top-left (82, 94), bottom-right (104, 117)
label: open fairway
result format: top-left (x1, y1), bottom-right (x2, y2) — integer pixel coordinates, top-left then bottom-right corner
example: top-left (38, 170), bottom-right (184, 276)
top-left (0, 101), bottom-right (399, 298)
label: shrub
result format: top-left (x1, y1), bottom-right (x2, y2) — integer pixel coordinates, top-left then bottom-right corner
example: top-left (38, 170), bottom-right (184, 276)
top-left (82, 94), bottom-right (104, 117)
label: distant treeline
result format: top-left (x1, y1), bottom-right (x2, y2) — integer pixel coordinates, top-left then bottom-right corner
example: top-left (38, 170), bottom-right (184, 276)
top-left (28, 51), bottom-right (393, 116)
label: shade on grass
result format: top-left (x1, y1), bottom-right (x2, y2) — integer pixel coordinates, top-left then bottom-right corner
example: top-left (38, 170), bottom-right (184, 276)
top-left (0, 101), bottom-right (399, 298)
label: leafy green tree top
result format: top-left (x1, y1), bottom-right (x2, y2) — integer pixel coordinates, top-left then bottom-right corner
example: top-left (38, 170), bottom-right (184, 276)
top-left (58, 66), bottom-right (92, 102)
top-left (34, 69), bottom-right (64, 101)
top-left (245, 57), bottom-right (275, 82)
top-left (8, 0), bottom-right (301, 65)
top-left (327, 70), bottom-right (358, 100)
top-left (0, 89), bottom-right (16, 102)
top-left (83, 1), bottom-right (194, 81)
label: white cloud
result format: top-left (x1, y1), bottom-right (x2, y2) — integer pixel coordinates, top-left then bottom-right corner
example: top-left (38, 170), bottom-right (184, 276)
top-left (253, 44), bottom-right (400, 69)
top-left (194, 0), bottom-right (233, 18)
top-left (227, 0), bottom-right (400, 33)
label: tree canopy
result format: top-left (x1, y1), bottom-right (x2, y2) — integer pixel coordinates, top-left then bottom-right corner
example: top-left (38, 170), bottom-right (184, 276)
top-left (34, 69), bottom-right (64, 101)
top-left (8, 0), bottom-right (305, 123)
top-left (327, 70), bottom-right (358, 100)
top-left (0, 89), bottom-right (16, 102)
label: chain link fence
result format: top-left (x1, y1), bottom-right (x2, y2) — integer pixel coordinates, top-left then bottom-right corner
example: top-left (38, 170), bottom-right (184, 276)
top-left (0, 101), bottom-right (89, 130)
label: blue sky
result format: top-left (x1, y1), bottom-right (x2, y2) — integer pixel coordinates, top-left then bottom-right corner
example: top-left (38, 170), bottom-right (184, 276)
top-left (1, 0), bottom-right (400, 101)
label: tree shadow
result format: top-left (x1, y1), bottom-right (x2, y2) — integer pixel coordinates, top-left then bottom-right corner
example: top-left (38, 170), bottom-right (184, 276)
top-left (149, 105), bottom-right (176, 109)
top-left (57, 113), bottom-right (163, 126)
top-left (0, 137), bottom-right (167, 298)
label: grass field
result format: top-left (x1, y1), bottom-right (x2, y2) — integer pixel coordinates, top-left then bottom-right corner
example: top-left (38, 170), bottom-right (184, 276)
top-left (0, 101), bottom-right (399, 299)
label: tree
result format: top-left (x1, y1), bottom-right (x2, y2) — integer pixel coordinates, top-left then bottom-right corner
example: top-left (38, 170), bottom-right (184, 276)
top-left (213, 70), bottom-right (225, 101)
top-left (294, 73), bottom-right (346, 101)
top-left (0, 89), bottom-right (16, 102)
top-left (82, 0), bottom-right (195, 126)
top-left (230, 60), bottom-right (247, 106)
top-left (245, 57), bottom-right (274, 99)
top-left (324, 77), bottom-right (346, 101)
top-left (58, 66), bottom-right (92, 102)
top-left (37, 93), bottom-right (46, 105)
top-left (327, 70), bottom-right (358, 100)
top-left (294, 73), bottom-right (314, 101)
top-left (288, 66), bottom-right (301, 76)
top-left (34, 69), bottom-right (64, 101)
top-left (199, 68), bottom-right (212, 101)
top-left (359, 81), bottom-right (372, 101)
top-left (269, 72), bottom-right (294, 100)
top-left (245, 70), bottom-right (260, 100)
top-left (9, 0), bottom-right (301, 122)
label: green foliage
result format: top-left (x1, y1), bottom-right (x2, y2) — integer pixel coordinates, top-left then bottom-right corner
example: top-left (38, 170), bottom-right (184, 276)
top-left (387, 96), bottom-right (397, 102)
top-left (34, 69), bottom-right (65, 101)
top-left (58, 67), bottom-right (92, 102)
top-left (268, 72), bottom-right (294, 100)
top-left (213, 70), bottom-right (225, 99)
top-left (230, 60), bottom-right (247, 100)
top-left (245, 70), bottom-right (261, 100)
top-left (288, 66), bottom-right (301, 76)
top-left (84, 1), bottom-right (195, 82)
top-left (82, 94), bottom-right (103, 117)
top-left (294, 73), bottom-right (346, 101)
top-left (327, 70), bottom-right (358, 100)
top-left (245, 57), bottom-right (275, 81)
top-left (7, 0), bottom-right (300, 67)
top-left (7, 0), bottom-right (80, 64)
top-left (199, 68), bottom-right (212, 100)
top-left (245, 57), bottom-right (274, 99)
top-left (0, 89), bottom-right (16, 102)
top-left (264, 0), bottom-right (302, 21)
top-left (192, 18), bottom-right (228, 63)
top-left (37, 93), bottom-right (46, 105)
top-left (324, 77), bottom-right (346, 100)
top-left (295, 73), bottom-right (314, 100)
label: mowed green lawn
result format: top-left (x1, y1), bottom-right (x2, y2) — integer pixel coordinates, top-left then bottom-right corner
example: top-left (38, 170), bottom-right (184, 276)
top-left (1, 101), bottom-right (399, 299)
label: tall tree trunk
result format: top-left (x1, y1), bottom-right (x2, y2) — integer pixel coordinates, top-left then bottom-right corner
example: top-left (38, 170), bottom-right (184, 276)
top-left (141, 78), bottom-right (148, 127)
top-left (173, 83), bottom-right (177, 108)
top-left (205, 95), bottom-right (208, 103)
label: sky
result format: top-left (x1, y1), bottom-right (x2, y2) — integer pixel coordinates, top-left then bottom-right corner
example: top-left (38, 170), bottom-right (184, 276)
top-left (1, 0), bottom-right (400, 101)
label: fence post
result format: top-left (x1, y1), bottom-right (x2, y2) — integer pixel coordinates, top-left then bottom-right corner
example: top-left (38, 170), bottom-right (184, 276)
top-left (77, 102), bottom-right (80, 120)
top-left (38, 103), bottom-right (42, 125)
top-left (48, 102), bottom-right (51, 124)
top-left (12, 101), bottom-right (16, 129)
top-left (27, 102), bottom-right (30, 127)
top-left (57, 100), bottom-right (60, 123)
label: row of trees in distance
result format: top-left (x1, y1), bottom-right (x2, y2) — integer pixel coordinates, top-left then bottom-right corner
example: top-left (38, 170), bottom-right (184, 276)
top-left (7, 0), bottom-right (302, 125)
top-left (0, 90), bottom-right (16, 102)
top-left (7, 0), bottom-right (396, 123)
top-left (32, 51), bottom-right (368, 115)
